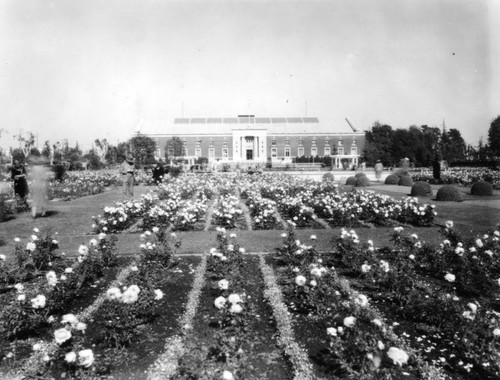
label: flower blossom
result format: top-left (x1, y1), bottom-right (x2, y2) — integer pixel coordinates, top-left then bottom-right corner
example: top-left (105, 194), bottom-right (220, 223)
top-left (343, 316), bottom-right (356, 327)
top-left (106, 287), bottom-right (122, 301)
top-left (228, 294), bottom-right (242, 304)
top-left (295, 275), bottom-right (306, 286)
top-left (54, 328), bottom-right (72, 344)
top-left (444, 273), bottom-right (456, 282)
top-left (31, 294), bottom-right (47, 309)
top-left (218, 279), bottom-right (229, 290)
top-left (214, 296), bottom-right (226, 309)
top-left (154, 289), bottom-right (164, 300)
top-left (387, 347), bottom-right (409, 366)
top-left (65, 352), bottom-right (76, 363)
top-left (78, 349), bottom-right (94, 367)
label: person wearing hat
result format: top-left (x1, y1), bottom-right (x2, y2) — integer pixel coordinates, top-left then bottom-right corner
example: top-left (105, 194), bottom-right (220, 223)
top-left (9, 160), bottom-right (29, 208)
top-left (374, 159), bottom-right (383, 182)
top-left (120, 153), bottom-right (136, 198)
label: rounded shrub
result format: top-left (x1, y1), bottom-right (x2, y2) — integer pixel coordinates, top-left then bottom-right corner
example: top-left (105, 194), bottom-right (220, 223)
top-left (436, 185), bottom-right (463, 202)
top-left (354, 172), bottom-right (367, 179)
top-left (385, 174), bottom-right (400, 185)
top-left (323, 172), bottom-right (335, 182)
top-left (411, 181), bottom-right (432, 197)
top-left (345, 176), bottom-right (357, 186)
top-left (355, 176), bottom-right (371, 187)
top-left (398, 175), bottom-right (414, 187)
top-left (471, 181), bottom-right (493, 196)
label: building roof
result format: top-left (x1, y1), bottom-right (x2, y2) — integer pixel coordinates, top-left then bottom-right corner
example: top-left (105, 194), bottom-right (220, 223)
top-left (141, 117), bottom-right (363, 136)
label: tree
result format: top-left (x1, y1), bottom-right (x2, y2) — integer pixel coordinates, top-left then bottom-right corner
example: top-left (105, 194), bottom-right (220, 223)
top-left (14, 132), bottom-right (35, 163)
top-left (363, 122), bottom-right (394, 166)
top-left (165, 137), bottom-right (184, 160)
top-left (488, 115), bottom-right (500, 157)
top-left (128, 135), bottom-right (156, 164)
top-left (94, 139), bottom-right (109, 166)
top-left (440, 128), bottom-right (466, 162)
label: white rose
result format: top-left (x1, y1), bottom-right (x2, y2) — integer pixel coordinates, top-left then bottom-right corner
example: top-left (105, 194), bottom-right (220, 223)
top-left (17, 294), bottom-right (26, 301)
top-left (75, 322), bottom-right (87, 332)
top-left (230, 304), bottom-right (243, 313)
top-left (214, 296), bottom-right (226, 309)
top-left (78, 349), bottom-right (94, 367)
top-left (65, 351), bottom-right (76, 363)
top-left (54, 328), bottom-right (72, 344)
top-left (218, 279), bottom-right (229, 290)
top-left (89, 239), bottom-right (98, 246)
top-left (64, 267), bottom-right (73, 274)
top-left (61, 314), bottom-right (78, 326)
top-left (310, 280), bottom-right (317, 287)
top-left (78, 245), bottom-right (89, 256)
top-left (221, 370), bottom-right (234, 380)
top-left (295, 275), bottom-right (306, 286)
top-left (493, 328), bottom-right (500, 336)
top-left (355, 294), bottom-right (369, 307)
top-left (154, 289), bottom-right (164, 300)
top-left (106, 287), bottom-right (122, 301)
top-left (228, 294), bottom-right (242, 304)
top-left (387, 347), bottom-right (409, 366)
top-left (444, 273), bottom-right (456, 282)
top-left (343, 316), bottom-right (356, 327)
top-left (122, 287), bottom-right (139, 304)
top-left (0, 254), bottom-right (5, 261)
top-left (31, 294), bottom-right (47, 309)
top-left (26, 242), bottom-right (36, 252)
top-left (326, 327), bottom-right (337, 336)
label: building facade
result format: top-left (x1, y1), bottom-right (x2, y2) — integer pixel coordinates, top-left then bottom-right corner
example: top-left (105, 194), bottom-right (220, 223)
top-left (142, 116), bottom-right (365, 169)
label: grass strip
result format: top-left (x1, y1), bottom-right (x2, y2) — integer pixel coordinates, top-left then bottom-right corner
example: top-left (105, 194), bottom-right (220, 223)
top-left (147, 253), bottom-right (207, 380)
top-left (258, 254), bottom-right (315, 380)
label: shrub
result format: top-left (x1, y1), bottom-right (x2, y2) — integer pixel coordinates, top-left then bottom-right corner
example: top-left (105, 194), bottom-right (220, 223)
top-left (398, 175), bottom-right (413, 187)
top-left (345, 176), bottom-right (357, 186)
top-left (411, 181), bottom-right (432, 196)
top-left (354, 172), bottom-right (367, 178)
top-left (355, 176), bottom-right (370, 187)
top-left (470, 181), bottom-right (493, 196)
top-left (436, 185), bottom-right (464, 201)
top-left (323, 172), bottom-right (335, 182)
top-left (52, 164), bottom-right (66, 182)
top-left (385, 174), bottom-right (400, 185)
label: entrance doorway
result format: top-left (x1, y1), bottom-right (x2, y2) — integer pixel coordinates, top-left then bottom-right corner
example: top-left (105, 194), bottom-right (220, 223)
top-left (246, 150), bottom-right (253, 160)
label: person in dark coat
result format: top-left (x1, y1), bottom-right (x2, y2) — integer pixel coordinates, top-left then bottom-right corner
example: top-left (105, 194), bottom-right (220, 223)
top-left (10, 160), bottom-right (29, 206)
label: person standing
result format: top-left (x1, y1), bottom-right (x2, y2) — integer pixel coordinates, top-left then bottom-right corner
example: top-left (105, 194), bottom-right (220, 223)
top-left (374, 160), bottom-right (383, 182)
top-left (120, 153), bottom-right (135, 198)
top-left (31, 164), bottom-right (49, 218)
top-left (151, 163), bottom-right (165, 185)
top-left (10, 160), bottom-right (29, 208)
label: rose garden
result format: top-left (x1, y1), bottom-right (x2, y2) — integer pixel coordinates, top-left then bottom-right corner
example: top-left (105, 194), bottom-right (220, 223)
top-left (0, 169), bottom-right (499, 380)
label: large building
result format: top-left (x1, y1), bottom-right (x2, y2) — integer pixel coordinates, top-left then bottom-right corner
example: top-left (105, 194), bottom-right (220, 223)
top-left (142, 116), bottom-right (365, 169)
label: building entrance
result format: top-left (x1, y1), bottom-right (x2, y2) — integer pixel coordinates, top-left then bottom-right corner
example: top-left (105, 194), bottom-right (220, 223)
top-left (246, 150), bottom-right (253, 160)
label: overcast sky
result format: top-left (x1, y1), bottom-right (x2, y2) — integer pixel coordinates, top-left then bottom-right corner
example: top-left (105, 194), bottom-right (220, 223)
top-left (1, 0), bottom-right (499, 151)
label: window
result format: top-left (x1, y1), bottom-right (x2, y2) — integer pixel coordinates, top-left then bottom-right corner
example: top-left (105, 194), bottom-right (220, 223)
top-left (351, 147), bottom-right (357, 155)
top-left (223, 141), bottom-right (228, 148)
top-left (324, 147), bottom-right (331, 156)
top-left (209, 148), bottom-right (215, 158)
top-left (271, 139), bottom-right (277, 146)
top-left (311, 147), bottom-right (317, 156)
top-left (285, 147), bottom-right (291, 157)
top-left (298, 147), bottom-right (304, 157)
top-left (167, 148), bottom-right (174, 157)
top-left (271, 148), bottom-right (277, 158)
top-left (222, 148), bottom-right (228, 158)
top-left (299, 139), bottom-right (303, 146)
top-left (338, 147), bottom-right (344, 155)
top-left (312, 139), bottom-right (317, 146)
top-left (209, 140), bottom-right (214, 147)
top-left (195, 148), bottom-right (202, 157)
top-left (182, 147), bottom-right (188, 156)
top-left (338, 139), bottom-right (343, 146)
top-left (285, 139), bottom-right (290, 146)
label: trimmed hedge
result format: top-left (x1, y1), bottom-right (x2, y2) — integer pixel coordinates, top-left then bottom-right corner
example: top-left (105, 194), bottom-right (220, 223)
top-left (354, 172), bottom-right (367, 178)
top-left (385, 174), bottom-right (400, 185)
top-left (471, 181), bottom-right (493, 196)
top-left (436, 185), bottom-right (464, 202)
top-left (323, 172), bottom-right (335, 182)
top-left (411, 181), bottom-right (433, 197)
top-left (398, 175), bottom-right (414, 187)
top-left (345, 176), bottom-right (357, 186)
top-left (355, 176), bottom-right (371, 187)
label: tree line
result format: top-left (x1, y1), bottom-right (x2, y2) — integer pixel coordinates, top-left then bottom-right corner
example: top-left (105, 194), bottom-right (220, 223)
top-left (363, 116), bottom-right (500, 167)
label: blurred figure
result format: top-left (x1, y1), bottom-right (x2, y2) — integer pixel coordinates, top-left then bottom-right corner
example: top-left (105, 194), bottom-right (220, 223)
top-left (374, 160), bottom-right (384, 182)
top-left (120, 153), bottom-right (135, 198)
top-left (10, 160), bottom-right (29, 208)
top-left (31, 164), bottom-right (49, 218)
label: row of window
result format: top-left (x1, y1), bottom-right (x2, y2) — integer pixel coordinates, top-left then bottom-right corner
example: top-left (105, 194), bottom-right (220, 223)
top-left (167, 146), bottom-right (358, 158)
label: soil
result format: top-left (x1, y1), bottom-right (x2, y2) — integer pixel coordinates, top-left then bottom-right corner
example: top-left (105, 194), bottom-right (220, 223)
top-left (176, 255), bottom-right (293, 380)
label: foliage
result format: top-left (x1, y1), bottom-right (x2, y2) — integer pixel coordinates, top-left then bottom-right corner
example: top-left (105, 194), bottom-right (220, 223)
top-left (355, 176), bottom-right (370, 187)
top-left (435, 185), bottom-right (463, 202)
top-left (410, 181), bottom-right (432, 196)
top-left (165, 137), bottom-right (184, 160)
top-left (488, 115), bottom-right (500, 157)
top-left (398, 175), bottom-right (413, 187)
top-left (128, 135), bottom-right (157, 164)
top-left (384, 174), bottom-right (399, 185)
top-left (345, 176), bottom-right (357, 185)
top-left (470, 180), bottom-right (493, 196)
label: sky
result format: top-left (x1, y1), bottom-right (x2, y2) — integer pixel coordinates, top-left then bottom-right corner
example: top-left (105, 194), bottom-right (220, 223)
top-left (0, 0), bottom-right (499, 152)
